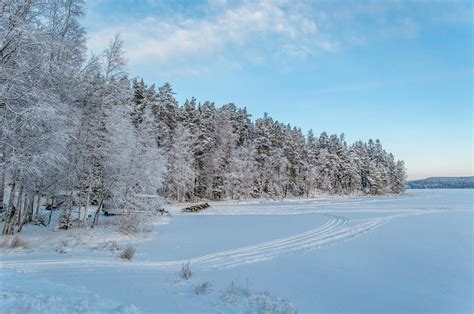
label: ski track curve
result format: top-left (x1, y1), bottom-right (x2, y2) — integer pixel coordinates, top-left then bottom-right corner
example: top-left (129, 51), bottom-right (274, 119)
top-left (0, 211), bottom-right (426, 273)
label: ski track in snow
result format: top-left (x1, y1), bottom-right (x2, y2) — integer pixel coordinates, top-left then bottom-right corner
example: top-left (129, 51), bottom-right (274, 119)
top-left (0, 210), bottom-right (430, 273)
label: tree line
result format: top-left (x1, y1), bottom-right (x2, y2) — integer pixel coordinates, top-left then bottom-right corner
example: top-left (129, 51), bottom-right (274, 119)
top-left (145, 86), bottom-right (407, 201)
top-left (407, 177), bottom-right (473, 189)
top-left (0, 0), bottom-right (406, 234)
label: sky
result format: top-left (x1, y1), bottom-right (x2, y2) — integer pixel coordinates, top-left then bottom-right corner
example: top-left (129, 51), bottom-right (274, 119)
top-left (83, 0), bottom-right (473, 180)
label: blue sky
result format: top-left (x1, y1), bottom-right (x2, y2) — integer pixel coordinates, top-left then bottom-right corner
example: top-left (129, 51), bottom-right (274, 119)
top-left (84, 0), bottom-right (472, 179)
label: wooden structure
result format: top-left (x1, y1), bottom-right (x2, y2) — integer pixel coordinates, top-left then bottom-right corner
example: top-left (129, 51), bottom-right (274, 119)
top-left (182, 203), bottom-right (210, 213)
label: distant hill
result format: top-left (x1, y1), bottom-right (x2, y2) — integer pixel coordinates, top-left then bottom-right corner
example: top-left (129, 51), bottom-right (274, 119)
top-left (407, 176), bottom-right (474, 189)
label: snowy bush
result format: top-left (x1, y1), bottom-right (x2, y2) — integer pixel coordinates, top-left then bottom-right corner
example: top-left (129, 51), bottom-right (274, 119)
top-left (180, 260), bottom-right (192, 279)
top-left (195, 281), bottom-right (212, 295)
top-left (55, 240), bottom-right (69, 254)
top-left (222, 281), bottom-right (251, 304)
top-left (248, 292), bottom-right (297, 314)
top-left (9, 236), bottom-right (30, 249)
top-left (221, 281), bottom-right (297, 314)
top-left (34, 215), bottom-right (49, 227)
top-left (119, 246), bottom-right (135, 261)
top-left (104, 240), bottom-right (120, 252)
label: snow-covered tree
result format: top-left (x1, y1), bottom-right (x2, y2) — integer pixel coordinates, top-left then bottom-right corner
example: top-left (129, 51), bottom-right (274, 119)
top-left (1, 0), bottom-right (86, 234)
top-left (153, 82), bottom-right (179, 149)
top-left (165, 125), bottom-right (195, 202)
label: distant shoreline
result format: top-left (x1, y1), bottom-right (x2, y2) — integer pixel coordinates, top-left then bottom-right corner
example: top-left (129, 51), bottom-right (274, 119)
top-left (407, 176), bottom-right (474, 189)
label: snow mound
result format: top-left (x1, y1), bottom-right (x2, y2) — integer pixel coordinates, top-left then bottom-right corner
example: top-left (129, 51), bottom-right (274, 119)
top-left (221, 281), bottom-right (297, 314)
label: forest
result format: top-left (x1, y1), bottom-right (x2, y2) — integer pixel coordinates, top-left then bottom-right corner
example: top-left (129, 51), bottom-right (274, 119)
top-left (0, 0), bottom-right (406, 235)
top-left (407, 177), bottom-right (474, 189)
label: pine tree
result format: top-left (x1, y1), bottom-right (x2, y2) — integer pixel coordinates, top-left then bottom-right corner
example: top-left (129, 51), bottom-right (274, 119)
top-left (166, 125), bottom-right (195, 202)
top-left (254, 114), bottom-right (274, 196)
top-left (154, 83), bottom-right (179, 149)
top-left (131, 78), bottom-right (147, 126)
top-left (225, 144), bottom-right (257, 199)
top-left (193, 101), bottom-right (217, 198)
top-left (304, 130), bottom-right (318, 197)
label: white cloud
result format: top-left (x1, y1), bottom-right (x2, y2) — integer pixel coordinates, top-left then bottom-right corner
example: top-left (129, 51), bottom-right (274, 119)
top-left (86, 0), bottom-right (471, 78)
top-left (87, 0), bottom-right (328, 75)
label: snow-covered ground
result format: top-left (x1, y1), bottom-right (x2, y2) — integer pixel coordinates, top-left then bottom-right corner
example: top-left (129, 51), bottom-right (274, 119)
top-left (1, 189), bottom-right (472, 313)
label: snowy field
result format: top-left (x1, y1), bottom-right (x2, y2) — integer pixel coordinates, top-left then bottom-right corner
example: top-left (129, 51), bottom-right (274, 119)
top-left (1, 189), bottom-right (472, 313)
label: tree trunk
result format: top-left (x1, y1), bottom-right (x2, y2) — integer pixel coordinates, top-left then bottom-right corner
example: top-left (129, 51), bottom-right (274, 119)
top-left (2, 181), bottom-right (16, 234)
top-left (77, 205), bottom-right (81, 228)
top-left (51, 195), bottom-right (56, 209)
top-left (34, 189), bottom-right (41, 219)
top-left (17, 191), bottom-right (29, 232)
top-left (22, 192), bottom-right (29, 222)
top-left (26, 190), bottom-right (34, 223)
top-left (0, 162), bottom-right (5, 213)
top-left (82, 181), bottom-right (92, 226)
top-left (15, 179), bottom-right (25, 227)
top-left (17, 193), bottom-right (28, 233)
top-left (91, 198), bottom-right (104, 228)
top-left (47, 204), bottom-right (53, 226)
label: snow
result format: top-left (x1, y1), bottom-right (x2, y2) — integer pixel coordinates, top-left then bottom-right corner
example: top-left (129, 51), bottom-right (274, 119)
top-left (0, 269), bottom-right (141, 313)
top-left (0, 210), bottom-right (170, 260)
top-left (1, 189), bottom-right (472, 313)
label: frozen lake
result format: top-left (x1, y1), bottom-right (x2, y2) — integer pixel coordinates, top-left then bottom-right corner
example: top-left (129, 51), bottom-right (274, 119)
top-left (1, 189), bottom-right (472, 313)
